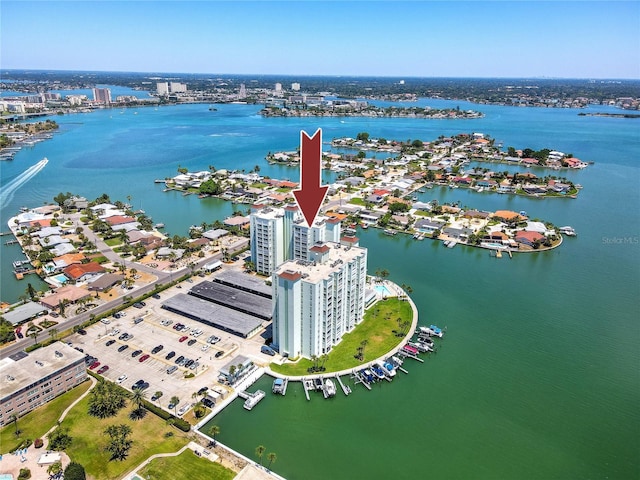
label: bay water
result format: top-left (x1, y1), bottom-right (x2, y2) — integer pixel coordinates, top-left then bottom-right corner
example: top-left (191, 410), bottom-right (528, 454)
top-left (0, 97), bottom-right (638, 479)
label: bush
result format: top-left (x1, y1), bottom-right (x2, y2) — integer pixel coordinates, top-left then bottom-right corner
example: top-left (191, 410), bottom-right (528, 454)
top-left (142, 400), bottom-right (190, 432)
top-left (34, 438), bottom-right (43, 448)
top-left (64, 462), bottom-right (87, 480)
top-left (18, 468), bottom-right (31, 480)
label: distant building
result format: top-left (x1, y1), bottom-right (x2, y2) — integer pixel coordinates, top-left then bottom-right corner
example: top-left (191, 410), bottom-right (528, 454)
top-left (169, 82), bottom-right (187, 93)
top-left (291, 82), bottom-right (301, 91)
top-left (157, 82), bottom-right (169, 95)
top-left (273, 242), bottom-right (367, 358)
top-left (0, 343), bottom-right (87, 426)
top-left (239, 84), bottom-right (247, 99)
top-left (92, 87), bottom-right (111, 104)
top-left (274, 83), bottom-right (282, 92)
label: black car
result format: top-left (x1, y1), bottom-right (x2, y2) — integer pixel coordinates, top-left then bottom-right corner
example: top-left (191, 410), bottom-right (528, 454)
top-left (215, 350), bottom-right (224, 358)
top-left (151, 345), bottom-right (164, 354)
top-left (138, 382), bottom-right (150, 390)
top-left (131, 349), bottom-right (142, 357)
top-left (118, 332), bottom-right (128, 340)
top-left (184, 359), bottom-right (194, 368)
top-left (187, 339), bottom-right (197, 346)
top-left (106, 339), bottom-right (116, 346)
top-left (133, 302), bottom-right (144, 309)
top-left (118, 344), bottom-right (129, 353)
top-left (131, 379), bottom-right (146, 390)
top-left (152, 294), bottom-right (161, 299)
top-left (165, 351), bottom-right (176, 360)
top-left (174, 355), bottom-right (184, 365)
top-left (77, 329), bottom-right (87, 335)
top-left (197, 386), bottom-right (208, 396)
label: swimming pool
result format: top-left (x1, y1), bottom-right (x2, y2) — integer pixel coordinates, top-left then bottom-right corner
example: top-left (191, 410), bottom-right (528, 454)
top-left (51, 273), bottom-right (68, 284)
top-left (374, 285), bottom-right (392, 297)
top-left (0, 473), bottom-right (15, 480)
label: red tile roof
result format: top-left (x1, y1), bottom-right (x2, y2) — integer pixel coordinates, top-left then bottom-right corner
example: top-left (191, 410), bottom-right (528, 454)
top-left (105, 215), bottom-right (137, 226)
top-left (63, 262), bottom-right (105, 280)
top-left (278, 270), bottom-right (302, 282)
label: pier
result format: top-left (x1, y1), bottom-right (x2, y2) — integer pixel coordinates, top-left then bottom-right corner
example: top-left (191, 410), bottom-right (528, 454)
top-left (4, 239), bottom-right (19, 246)
top-left (335, 375), bottom-right (351, 396)
top-left (351, 370), bottom-right (372, 390)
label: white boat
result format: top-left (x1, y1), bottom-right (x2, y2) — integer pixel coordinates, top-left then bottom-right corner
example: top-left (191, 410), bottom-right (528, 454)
top-left (447, 240), bottom-right (457, 248)
top-left (391, 356), bottom-right (403, 367)
top-left (383, 229), bottom-right (397, 236)
top-left (243, 390), bottom-right (266, 410)
top-left (559, 226), bottom-right (577, 236)
top-left (324, 379), bottom-right (336, 397)
top-left (408, 341), bottom-right (431, 353)
top-left (376, 360), bottom-right (396, 378)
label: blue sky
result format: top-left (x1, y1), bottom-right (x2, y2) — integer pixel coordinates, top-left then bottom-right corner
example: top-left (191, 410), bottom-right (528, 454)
top-left (2, 1), bottom-right (639, 78)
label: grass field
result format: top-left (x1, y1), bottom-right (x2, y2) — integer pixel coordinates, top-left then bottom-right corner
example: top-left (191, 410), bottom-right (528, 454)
top-left (61, 396), bottom-right (189, 480)
top-left (270, 297), bottom-right (413, 376)
top-left (104, 237), bottom-right (123, 247)
top-left (138, 449), bottom-right (235, 480)
top-left (0, 380), bottom-right (92, 453)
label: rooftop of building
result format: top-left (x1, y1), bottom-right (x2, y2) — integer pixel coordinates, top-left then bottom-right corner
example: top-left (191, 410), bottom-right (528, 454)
top-left (0, 342), bottom-right (85, 399)
top-left (212, 270), bottom-right (273, 298)
top-left (276, 241), bottom-right (366, 284)
top-left (189, 281), bottom-right (273, 320)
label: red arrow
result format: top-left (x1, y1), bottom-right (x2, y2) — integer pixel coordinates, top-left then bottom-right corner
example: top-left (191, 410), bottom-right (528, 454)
top-left (292, 128), bottom-right (329, 227)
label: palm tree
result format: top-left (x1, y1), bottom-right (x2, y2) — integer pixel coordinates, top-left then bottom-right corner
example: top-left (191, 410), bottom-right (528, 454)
top-left (360, 339), bottom-right (368, 359)
top-left (209, 424), bottom-right (220, 446)
top-left (267, 452), bottom-right (277, 470)
top-left (130, 387), bottom-right (146, 411)
top-left (170, 395), bottom-right (180, 416)
top-left (49, 327), bottom-right (58, 342)
top-left (29, 329), bottom-right (40, 346)
top-left (47, 461), bottom-right (62, 477)
top-left (9, 414), bottom-right (19, 436)
top-left (256, 445), bottom-right (266, 466)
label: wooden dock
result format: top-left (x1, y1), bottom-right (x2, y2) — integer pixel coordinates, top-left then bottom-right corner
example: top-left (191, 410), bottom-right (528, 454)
top-left (335, 375), bottom-right (351, 396)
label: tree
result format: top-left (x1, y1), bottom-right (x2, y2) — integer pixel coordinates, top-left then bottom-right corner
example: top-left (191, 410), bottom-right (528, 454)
top-left (48, 426), bottom-right (72, 450)
top-left (356, 132), bottom-right (369, 142)
top-left (104, 424), bottom-right (133, 461)
top-left (49, 328), bottom-right (58, 342)
top-left (129, 387), bottom-right (147, 419)
top-left (64, 462), bottom-right (86, 480)
top-left (256, 445), bottom-right (266, 466)
top-left (47, 461), bottom-right (63, 477)
top-left (170, 395), bottom-right (180, 416)
top-left (267, 452), bottom-right (277, 470)
top-left (360, 339), bottom-right (368, 359)
top-left (26, 283), bottom-right (37, 300)
top-left (209, 425), bottom-right (220, 446)
top-left (29, 329), bottom-right (40, 346)
top-left (9, 413), bottom-right (19, 437)
top-left (88, 380), bottom-right (127, 418)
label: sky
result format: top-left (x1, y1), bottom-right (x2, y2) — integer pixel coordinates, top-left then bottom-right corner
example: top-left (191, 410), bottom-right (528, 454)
top-left (1, 1), bottom-right (639, 79)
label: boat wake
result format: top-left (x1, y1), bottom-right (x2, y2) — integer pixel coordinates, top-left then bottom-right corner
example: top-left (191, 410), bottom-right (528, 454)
top-left (0, 157), bottom-right (48, 209)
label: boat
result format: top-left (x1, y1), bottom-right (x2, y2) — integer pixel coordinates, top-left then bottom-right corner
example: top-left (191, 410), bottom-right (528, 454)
top-left (272, 378), bottom-right (285, 395)
top-left (575, 184), bottom-right (583, 189)
top-left (324, 379), bottom-right (336, 397)
top-left (390, 356), bottom-right (404, 367)
top-left (243, 390), bottom-right (266, 410)
top-left (411, 341), bottom-right (433, 353)
top-left (361, 369), bottom-right (375, 383)
top-left (371, 365), bottom-right (386, 380)
top-left (416, 325), bottom-right (444, 338)
top-left (519, 210), bottom-right (528, 217)
top-left (314, 378), bottom-right (324, 391)
top-left (477, 187), bottom-right (484, 193)
top-left (447, 240), bottom-right (457, 248)
top-left (416, 334), bottom-right (434, 346)
top-left (559, 226), bottom-right (577, 236)
top-left (361, 223), bottom-right (369, 229)
top-left (402, 344), bottom-right (419, 355)
top-left (376, 360), bottom-right (396, 378)
top-left (154, 223), bottom-right (165, 229)
top-left (383, 229), bottom-right (397, 236)
top-left (429, 324), bottom-right (444, 338)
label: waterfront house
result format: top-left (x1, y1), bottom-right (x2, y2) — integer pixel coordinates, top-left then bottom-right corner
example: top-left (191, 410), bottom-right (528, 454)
top-left (415, 218), bottom-right (446, 234)
top-left (515, 230), bottom-right (545, 247)
top-left (493, 210), bottom-right (526, 223)
top-left (63, 262), bottom-right (106, 282)
top-left (50, 243), bottom-right (77, 257)
top-left (88, 273), bottom-right (124, 291)
top-left (203, 229), bottom-right (229, 241)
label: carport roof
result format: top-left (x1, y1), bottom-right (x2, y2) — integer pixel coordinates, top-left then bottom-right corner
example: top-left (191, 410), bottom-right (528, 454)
top-left (189, 281), bottom-right (272, 320)
top-left (161, 294), bottom-right (264, 338)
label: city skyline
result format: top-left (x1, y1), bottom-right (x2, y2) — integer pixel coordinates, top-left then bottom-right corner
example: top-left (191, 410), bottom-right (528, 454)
top-left (1, 1), bottom-right (639, 79)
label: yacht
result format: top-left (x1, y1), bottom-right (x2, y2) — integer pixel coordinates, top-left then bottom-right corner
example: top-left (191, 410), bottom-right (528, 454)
top-left (376, 360), bottom-right (396, 378)
top-left (243, 390), bottom-right (266, 410)
top-left (324, 379), bottom-right (336, 397)
top-left (559, 226), bottom-right (577, 236)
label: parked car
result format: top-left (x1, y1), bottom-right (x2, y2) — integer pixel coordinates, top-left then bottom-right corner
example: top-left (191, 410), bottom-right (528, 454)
top-left (132, 379), bottom-right (145, 389)
top-left (118, 332), bottom-right (128, 340)
top-left (89, 361), bottom-right (100, 370)
top-left (261, 345), bottom-right (276, 356)
top-left (118, 344), bottom-right (129, 353)
top-left (167, 366), bottom-right (178, 375)
top-left (77, 329), bottom-right (87, 335)
top-left (100, 318), bottom-right (111, 324)
top-left (151, 345), bottom-right (164, 354)
top-left (138, 354), bottom-right (150, 362)
top-left (97, 365), bottom-right (109, 374)
top-left (215, 350), bottom-right (224, 358)
top-left (187, 339), bottom-right (197, 346)
top-left (152, 294), bottom-right (161, 299)
top-left (106, 339), bottom-right (116, 346)
top-left (201, 344), bottom-right (210, 352)
top-left (174, 355), bottom-right (185, 365)
top-left (134, 317), bottom-right (144, 324)
top-left (133, 302), bottom-right (144, 309)
top-left (49, 311), bottom-right (59, 318)
top-left (185, 359), bottom-right (194, 368)
top-left (110, 329), bottom-right (120, 336)
top-left (117, 374), bottom-right (128, 384)
top-left (151, 391), bottom-right (162, 401)
top-left (131, 349), bottom-right (143, 357)
top-left (165, 351), bottom-right (176, 360)
top-left (179, 336), bottom-right (188, 342)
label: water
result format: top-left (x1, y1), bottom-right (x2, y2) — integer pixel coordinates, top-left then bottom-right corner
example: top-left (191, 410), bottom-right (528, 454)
top-left (1, 98), bottom-right (638, 479)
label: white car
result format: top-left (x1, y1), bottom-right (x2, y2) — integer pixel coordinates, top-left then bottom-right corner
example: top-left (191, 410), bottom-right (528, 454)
top-left (117, 374), bottom-right (128, 384)
top-left (110, 329), bottom-right (121, 336)
top-left (201, 344), bottom-right (210, 352)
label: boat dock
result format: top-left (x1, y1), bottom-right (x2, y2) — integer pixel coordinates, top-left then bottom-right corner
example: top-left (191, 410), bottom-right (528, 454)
top-left (335, 375), bottom-right (351, 396)
top-left (4, 239), bottom-right (19, 246)
top-left (302, 379), bottom-right (313, 400)
top-left (398, 351), bottom-right (424, 363)
top-left (351, 370), bottom-right (372, 390)
top-left (240, 390), bottom-right (266, 411)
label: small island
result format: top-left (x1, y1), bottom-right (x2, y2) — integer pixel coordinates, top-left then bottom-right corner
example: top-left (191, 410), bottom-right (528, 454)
top-left (260, 103), bottom-right (483, 119)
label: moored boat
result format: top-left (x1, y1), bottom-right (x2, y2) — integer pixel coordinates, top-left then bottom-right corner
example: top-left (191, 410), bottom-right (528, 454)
top-left (324, 379), bottom-right (336, 397)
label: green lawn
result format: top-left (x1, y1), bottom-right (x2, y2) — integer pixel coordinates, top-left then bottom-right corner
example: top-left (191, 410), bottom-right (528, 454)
top-left (271, 297), bottom-right (413, 376)
top-left (0, 380), bottom-right (92, 453)
top-left (138, 449), bottom-right (235, 480)
top-left (61, 396), bottom-right (188, 480)
top-left (104, 237), bottom-right (123, 247)
top-left (348, 197), bottom-right (366, 206)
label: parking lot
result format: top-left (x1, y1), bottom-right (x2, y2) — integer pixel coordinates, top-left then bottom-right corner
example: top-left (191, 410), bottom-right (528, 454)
top-left (67, 278), bottom-right (275, 417)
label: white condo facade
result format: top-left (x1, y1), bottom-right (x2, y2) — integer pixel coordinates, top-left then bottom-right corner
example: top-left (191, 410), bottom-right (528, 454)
top-left (272, 242), bottom-right (367, 358)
